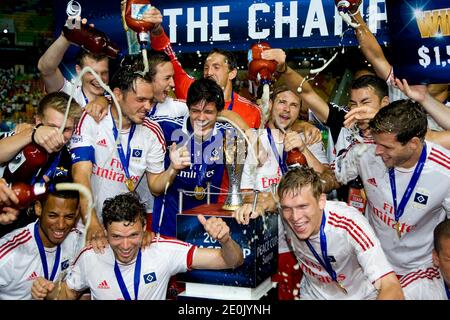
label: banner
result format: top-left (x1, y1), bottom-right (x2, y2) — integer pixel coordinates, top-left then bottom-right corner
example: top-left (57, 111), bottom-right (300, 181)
top-left (54, 0), bottom-right (389, 54)
top-left (386, 0), bottom-right (450, 84)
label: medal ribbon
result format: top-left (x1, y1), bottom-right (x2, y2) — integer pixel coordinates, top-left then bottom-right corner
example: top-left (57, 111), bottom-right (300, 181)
top-left (111, 111), bottom-right (136, 188)
top-left (445, 281), bottom-right (450, 300)
top-left (388, 144), bottom-right (427, 224)
top-left (187, 120), bottom-right (213, 191)
top-left (305, 213), bottom-right (340, 286)
top-left (226, 90), bottom-right (234, 111)
top-left (114, 249), bottom-right (142, 300)
top-left (34, 222), bottom-right (61, 281)
top-left (266, 128), bottom-right (288, 175)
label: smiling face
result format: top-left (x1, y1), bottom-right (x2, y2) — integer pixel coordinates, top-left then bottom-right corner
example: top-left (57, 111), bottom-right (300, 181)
top-left (76, 56), bottom-right (109, 100)
top-left (107, 220), bottom-right (144, 264)
top-left (372, 132), bottom-right (419, 168)
top-left (36, 194), bottom-right (79, 247)
top-left (349, 86), bottom-right (387, 131)
top-left (152, 62), bottom-right (175, 103)
top-left (280, 185), bottom-right (326, 240)
top-left (270, 90), bottom-right (301, 130)
top-left (189, 101), bottom-right (218, 138)
top-left (115, 78), bottom-right (153, 125)
top-left (203, 52), bottom-right (236, 91)
top-left (36, 107), bottom-right (75, 145)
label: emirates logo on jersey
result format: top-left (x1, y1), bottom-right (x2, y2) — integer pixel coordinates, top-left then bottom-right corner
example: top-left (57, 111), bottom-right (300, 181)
top-left (97, 280), bottom-right (110, 289)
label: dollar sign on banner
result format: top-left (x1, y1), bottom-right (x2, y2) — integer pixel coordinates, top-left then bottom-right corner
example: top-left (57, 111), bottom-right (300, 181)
top-left (418, 45), bottom-right (431, 68)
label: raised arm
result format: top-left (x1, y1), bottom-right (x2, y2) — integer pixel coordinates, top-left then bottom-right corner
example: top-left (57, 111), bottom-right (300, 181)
top-left (148, 8), bottom-right (194, 100)
top-left (146, 142), bottom-right (191, 196)
top-left (37, 34), bottom-right (71, 93)
top-left (191, 215), bottom-right (244, 269)
top-left (262, 49), bottom-right (331, 123)
top-left (352, 10), bottom-right (392, 80)
top-left (395, 78), bottom-right (450, 130)
top-left (0, 124), bottom-right (65, 163)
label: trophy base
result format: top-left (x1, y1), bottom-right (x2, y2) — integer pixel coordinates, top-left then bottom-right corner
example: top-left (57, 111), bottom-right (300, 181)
top-left (221, 204), bottom-right (241, 211)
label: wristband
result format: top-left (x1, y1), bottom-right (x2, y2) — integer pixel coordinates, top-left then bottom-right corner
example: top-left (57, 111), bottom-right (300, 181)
top-left (31, 123), bottom-right (44, 145)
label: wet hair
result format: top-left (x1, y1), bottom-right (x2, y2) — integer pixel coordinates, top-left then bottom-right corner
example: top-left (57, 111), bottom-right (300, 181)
top-left (146, 50), bottom-right (171, 82)
top-left (278, 167), bottom-right (323, 200)
top-left (270, 84), bottom-right (297, 102)
top-left (186, 78), bottom-right (225, 112)
top-left (207, 48), bottom-right (238, 71)
top-left (351, 75), bottom-right (388, 100)
top-left (39, 176), bottom-right (79, 211)
top-left (110, 54), bottom-right (153, 94)
top-left (37, 92), bottom-right (82, 124)
top-left (102, 192), bottom-right (146, 229)
top-left (369, 99), bottom-right (427, 145)
top-left (434, 220), bottom-right (450, 253)
top-left (75, 48), bottom-right (108, 67)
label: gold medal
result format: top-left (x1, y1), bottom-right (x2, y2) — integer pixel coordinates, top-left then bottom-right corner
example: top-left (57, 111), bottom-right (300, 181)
top-left (125, 178), bottom-right (135, 191)
top-left (394, 221), bottom-right (402, 239)
top-left (194, 186), bottom-right (205, 201)
top-left (336, 281), bottom-right (348, 295)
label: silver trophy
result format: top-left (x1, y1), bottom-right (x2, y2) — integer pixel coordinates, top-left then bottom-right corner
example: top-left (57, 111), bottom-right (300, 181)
top-left (222, 127), bottom-right (247, 211)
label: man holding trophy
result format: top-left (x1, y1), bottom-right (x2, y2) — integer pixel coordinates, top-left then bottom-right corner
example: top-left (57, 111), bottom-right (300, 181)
top-left (150, 78), bottom-right (250, 238)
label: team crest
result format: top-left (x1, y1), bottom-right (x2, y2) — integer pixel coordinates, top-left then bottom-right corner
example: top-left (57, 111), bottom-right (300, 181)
top-left (132, 149), bottom-right (143, 158)
top-left (143, 272), bottom-right (157, 284)
top-left (61, 259), bottom-right (70, 271)
top-left (413, 192), bottom-right (428, 206)
top-left (54, 167), bottom-right (68, 177)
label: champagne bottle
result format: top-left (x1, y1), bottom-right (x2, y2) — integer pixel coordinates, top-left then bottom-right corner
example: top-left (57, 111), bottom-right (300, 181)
top-left (2, 143), bottom-right (48, 183)
top-left (286, 148), bottom-right (307, 168)
top-left (248, 42), bottom-right (278, 85)
top-left (124, 0), bottom-right (154, 46)
top-left (62, 23), bottom-right (120, 59)
top-left (0, 182), bottom-right (49, 211)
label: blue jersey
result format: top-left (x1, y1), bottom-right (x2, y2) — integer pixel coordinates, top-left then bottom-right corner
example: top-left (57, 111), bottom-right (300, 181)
top-left (151, 115), bottom-right (233, 237)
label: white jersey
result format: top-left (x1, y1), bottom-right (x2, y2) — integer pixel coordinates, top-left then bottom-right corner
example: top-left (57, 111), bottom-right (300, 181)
top-left (283, 201), bottom-right (394, 300)
top-left (66, 237), bottom-right (196, 300)
top-left (241, 129), bottom-right (328, 191)
top-left (60, 78), bottom-right (87, 108)
top-left (70, 111), bottom-right (165, 221)
top-left (241, 128), bottom-right (328, 254)
top-left (148, 96), bottom-right (188, 118)
top-left (136, 97), bottom-right (189, 213)
top-left (334, 141), bottom-right (450, 275)
top-left (400, 266), bottom-right (447, 300)
top-left (334, 127), bottom-right (373, 157)
top-left (0, 221), bottom-right (81, 300)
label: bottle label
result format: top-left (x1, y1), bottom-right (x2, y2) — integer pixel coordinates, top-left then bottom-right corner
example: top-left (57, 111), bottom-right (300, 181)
top-left (33, 183), bottom-right (47, 196)
top-left (138, 32), bottom-right (150, 43)
top-left (348, 187), bottom-right (366, 213)
top-left (287, 163), bottom-right (303, 170)
top-left (8, 151), bottom-right (25, 174)
top-left (131, 4), bottom-right (152, 20)
top-left (247, 49), bottom-right (253, 63)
